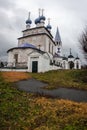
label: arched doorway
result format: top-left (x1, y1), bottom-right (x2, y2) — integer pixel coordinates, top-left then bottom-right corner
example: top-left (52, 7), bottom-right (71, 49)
top-left (32, 61), bottom-right (38, 73)
top-left (69, 61), bottom-right (74, 69)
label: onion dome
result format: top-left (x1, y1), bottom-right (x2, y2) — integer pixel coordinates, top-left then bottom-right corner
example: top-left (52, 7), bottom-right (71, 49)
top-left (63, 55), bottom-right (68, 60)
top-left (75, 57), bottom-right (80, 60)
top-left (68, 54), bottom-right (74, 58)
top-left (26, 12), bottom-right (32, 25)
top-left (75, 55), bottom-right (80, 60)
top-left (46, 18), bottom-right (52, 30)
top-left (46, 24), bottom-right (52, 30)
top-left (35, 17), bottom-right (40, 24)
top-left (26, 19), bottom-right (32, 24)
top-left (40, 15), bottom-right (46, 21)
top-left (40, 9), bottom-right (46, 21)
top-left (68, 48), bottom-right (74, 58)
top-left (19, 43), bottom-right (37, 49)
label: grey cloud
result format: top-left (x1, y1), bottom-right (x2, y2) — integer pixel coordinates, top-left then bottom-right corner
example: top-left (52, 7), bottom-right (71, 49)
top-left (0, 0), bottom-right (16, 10)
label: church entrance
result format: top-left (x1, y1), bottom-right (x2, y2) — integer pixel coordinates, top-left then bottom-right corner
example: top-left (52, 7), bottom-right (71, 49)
top-left (32, 61), bottom-right (38, 73)
top-left (69, 61), bottom-right (74, 69)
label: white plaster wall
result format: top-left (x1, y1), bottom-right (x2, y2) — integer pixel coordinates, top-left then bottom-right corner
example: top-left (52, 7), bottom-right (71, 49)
top-left (18, 35), bottom-right (55, 55)
top-left (23, 27), bottom-right (51, 38)
top-left (38, 56), bottom-right (43, 72)
top-left (62, 60), bottom-right (68, 69)
top-left (18, 35), bottom-right (45, 50)
top-left (8, 52), bottom-right (14, 63)
top-left (45, 37), bottom-right (55, 54)
top-left (68, 58), bottom-right (74, 62)
top-left (28, 52), bottom-right (51, 73)
top-left (28, 52), bottom-right (40, 72)
top-left (7, 48), bottom-right (34, 67)
top-left (42, 55), bottom-right (50, 72)
top-left (74, 59), bottom-right (81, 69)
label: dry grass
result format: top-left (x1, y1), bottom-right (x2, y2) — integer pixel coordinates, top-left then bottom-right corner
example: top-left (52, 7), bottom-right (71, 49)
top-left (31, 70), bottom-right (87, 90)
top-left (0, 71), bottom-right (87, 130)
top-left (1, 71), bottom-right (31, 82)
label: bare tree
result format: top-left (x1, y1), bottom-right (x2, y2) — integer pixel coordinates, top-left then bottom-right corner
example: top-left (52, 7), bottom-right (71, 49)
top-left (79, 27), bottom-right (87, 60)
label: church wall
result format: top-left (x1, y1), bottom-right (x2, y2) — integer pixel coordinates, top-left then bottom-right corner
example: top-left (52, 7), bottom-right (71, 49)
top-left (62, 60), bottom-right (68, 69)
top-left (28, 52), bottom-right (51, 72)
top-left (28, 53), bottom-right (43, 72)
top-left (68, 58), bottom-right (74, 62)
top-left (18, 34), bottom-right (55, 55)
top-left (45, 36), bottom-right (55, 55)
top-left (74, 59), bottom-right (81, 69)
top-left (23, 27), bottom-right (51, 38)
top-left (18, 35), bottom-right (46, 52)
top-left (7, 51), bottom-right (15, 67)
top-left (7, 48), bottom-right (34, 67)
top-left (41, 55), bottom-right (50, 72)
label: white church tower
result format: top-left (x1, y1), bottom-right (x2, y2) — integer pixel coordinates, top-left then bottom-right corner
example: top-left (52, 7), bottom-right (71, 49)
top-left (55, 27), bottom-right (62, 56)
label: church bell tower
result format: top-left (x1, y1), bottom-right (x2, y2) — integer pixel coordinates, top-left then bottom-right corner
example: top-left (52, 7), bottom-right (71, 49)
top-left (55, 27), bottom-right (62, 56)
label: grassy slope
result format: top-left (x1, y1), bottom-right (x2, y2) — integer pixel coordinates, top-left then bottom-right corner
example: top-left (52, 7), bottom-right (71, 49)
top-left (0, 71), bottom-right (87, 130)
top-left (1, 71), bottom-right (31, 82)
top-left (31, 70), bottom-right (87, 90)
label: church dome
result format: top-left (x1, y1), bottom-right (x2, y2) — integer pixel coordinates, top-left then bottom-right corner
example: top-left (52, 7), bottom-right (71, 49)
top-left (26, 19), bottom-right (32, 24)
top-left (40, 15), bottom-right (46, 21)
top-left (68, 55), bottom-right (74, 58)
top-left (19, 43), bottom-right (36, 49)
top-left (75, 56), bottom-right (80, 60)
top-left (63, 56), bottom-right (68, 60)
top-left (46, 24), bottom-right (52, 30)
top-left (35, 18), bottom-right (40, 24)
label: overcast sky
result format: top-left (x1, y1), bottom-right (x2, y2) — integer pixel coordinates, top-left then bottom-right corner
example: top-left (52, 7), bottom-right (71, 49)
top-left (0, 0), bottom-right (87, 63)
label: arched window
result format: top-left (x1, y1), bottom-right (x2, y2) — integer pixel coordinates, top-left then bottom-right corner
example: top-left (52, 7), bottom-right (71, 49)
top-left (57, 48), bottom-right (60, 53)
top-left (52, 45), bottom-right (53, 54)
top-left (14, 54), bottom-right (18, 63)
top-left (49, 43), bottom-right (51, 53)
top-left (53, 60), bottom-right (55, 64)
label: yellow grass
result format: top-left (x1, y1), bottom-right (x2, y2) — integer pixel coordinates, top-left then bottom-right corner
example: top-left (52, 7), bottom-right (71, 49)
top-left (1, 71), bottom-right (31, 82)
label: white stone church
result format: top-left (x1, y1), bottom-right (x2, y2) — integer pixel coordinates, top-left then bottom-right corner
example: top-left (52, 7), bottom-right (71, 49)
top-left (7, 9), bottom-right (81, 73)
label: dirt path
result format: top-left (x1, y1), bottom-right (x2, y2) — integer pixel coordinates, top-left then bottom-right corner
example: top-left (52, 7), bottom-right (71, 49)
top-left (16, 78), bottom-right (87, 102)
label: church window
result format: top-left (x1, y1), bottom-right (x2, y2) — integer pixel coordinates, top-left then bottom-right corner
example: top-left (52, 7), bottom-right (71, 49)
top-left (57, 48), bottom-right (60, 53)
top-left (14, 54), bottom-right (18, 63)
top-left (53, 60), bottom-right (55, 64)
top-left (50, 60), bottom-right (53, 65)
top-left (49, 42), bottom-right (51, 53)
top-left (52, 45), bottom-right (53, 54)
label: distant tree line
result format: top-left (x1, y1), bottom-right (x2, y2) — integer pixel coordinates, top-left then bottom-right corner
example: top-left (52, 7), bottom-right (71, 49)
top-left (0, 61), bottom-right (8, 68)
top-left (0, 61), bottom-right (4, 68)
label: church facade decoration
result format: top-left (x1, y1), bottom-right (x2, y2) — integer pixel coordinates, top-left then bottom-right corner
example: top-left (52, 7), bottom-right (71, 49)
top-left (7, 9), bottom-right (81, 72)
